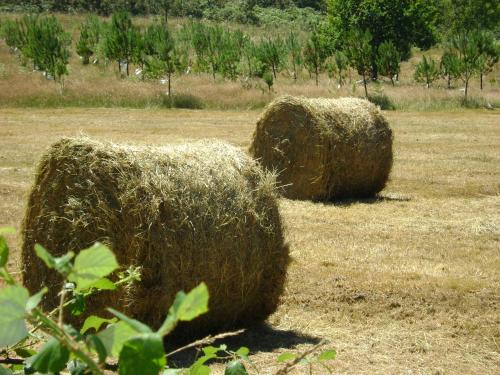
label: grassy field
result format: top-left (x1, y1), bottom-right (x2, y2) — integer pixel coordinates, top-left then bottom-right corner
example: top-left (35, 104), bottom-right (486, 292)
top-left (0, 107), bottom-right (498, 374)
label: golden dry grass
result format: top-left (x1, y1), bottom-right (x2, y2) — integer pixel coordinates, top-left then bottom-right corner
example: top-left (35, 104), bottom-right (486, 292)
top-left (0, 107), bottom-right (499, 374)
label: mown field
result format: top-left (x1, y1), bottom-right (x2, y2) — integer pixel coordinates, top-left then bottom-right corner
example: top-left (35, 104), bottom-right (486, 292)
top-left (0, 108), bottom-right (498, 374)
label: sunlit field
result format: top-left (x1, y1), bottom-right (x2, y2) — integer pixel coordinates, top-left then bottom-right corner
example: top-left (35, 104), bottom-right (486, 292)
top-left (1, 107), bottom-right (498, 374)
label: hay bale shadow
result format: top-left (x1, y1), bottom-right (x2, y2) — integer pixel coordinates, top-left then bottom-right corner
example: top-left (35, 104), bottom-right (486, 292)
top-left (323, 192), bottom-right (412, 207)
top-left (166, 323), bottom-right (321, 367)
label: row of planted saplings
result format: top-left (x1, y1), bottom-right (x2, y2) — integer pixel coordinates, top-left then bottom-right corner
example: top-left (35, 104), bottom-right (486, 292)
top-left (22, 96), bottom-right (393, 339)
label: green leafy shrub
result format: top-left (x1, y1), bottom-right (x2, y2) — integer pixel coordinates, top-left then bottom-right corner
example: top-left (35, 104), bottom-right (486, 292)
top-left (0, 228), bottom-right (336, 374)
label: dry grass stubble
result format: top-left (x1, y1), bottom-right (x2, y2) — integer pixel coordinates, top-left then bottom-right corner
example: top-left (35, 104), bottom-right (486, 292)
top-left (0, 108), bottom-right (498, 373)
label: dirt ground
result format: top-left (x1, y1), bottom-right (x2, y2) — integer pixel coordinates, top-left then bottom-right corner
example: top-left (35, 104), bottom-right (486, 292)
top-left (0, 108), bottom-right (498, 374)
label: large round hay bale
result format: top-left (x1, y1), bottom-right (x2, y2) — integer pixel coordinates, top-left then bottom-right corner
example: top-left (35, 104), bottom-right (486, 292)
top-left (250, 96), bottom-right (393, 200)
top-left (22, 137), bottom-right (289, 338)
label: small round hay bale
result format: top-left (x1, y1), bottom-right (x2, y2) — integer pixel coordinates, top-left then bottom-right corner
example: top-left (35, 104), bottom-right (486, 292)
top-left (250, 96), bottom-right (393, 200)
top-left (22, 137), bottom-right (289, 338)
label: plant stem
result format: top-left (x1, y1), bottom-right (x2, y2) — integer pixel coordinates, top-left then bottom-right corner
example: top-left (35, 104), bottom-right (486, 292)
top-left (30, 309), bottom-right (105, 375)
top-left (58, 288), bottom-right (67, 328)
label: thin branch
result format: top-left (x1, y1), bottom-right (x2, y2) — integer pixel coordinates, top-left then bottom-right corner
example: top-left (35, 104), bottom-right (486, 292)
top-left (166, 329), bottom-right (245, 358)
top-left (58, 288), bottom-right (68, 328)
top-left (0, 358), bottom-right (24, 365)
top-left (274, 340), bottom-right (327, 375)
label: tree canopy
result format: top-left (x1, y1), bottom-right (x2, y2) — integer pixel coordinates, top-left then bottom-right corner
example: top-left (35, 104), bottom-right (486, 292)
top-left (326, 0), bottom-right (440, 60)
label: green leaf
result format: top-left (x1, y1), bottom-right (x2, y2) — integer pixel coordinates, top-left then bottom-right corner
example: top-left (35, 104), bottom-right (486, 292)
top-left (53, 251), bottom-right (75, 275)
top-left (87, 334), bottom-right (108, 363)
top-left (64, 325), bottom-right (83, 342)
top-left (89, 277), bottom-right (116, 291)
top-left (14, 347), bottom-right (36, 358)
top-left (318, 349), bottom-right (336, 361)
top-left (277, 352), bottom-right (296, 363)
top-left (26, 337), bottom-right (70, 374)
top-left (235, 347), bottom-right (250, 358)
top-left (26, 287), bottom-right (48, 312)
top-left (225, 360), bottom-right (248, 375)
top-left (34, 245), bottom-right (74, 274)
top-left (68, 243), bottom-right (118, 292)
top-left (191, 354), bottom-right (216, 369)
top-left (0, 285), bottom-right (29, 348)
top-left (69, 293), bottom-right (86, 316)
top-left (0, 227), bottom-right (15, 235)
top-left (202, 346), bottom-right (219, 356)
top-left (0, 269), bottom-right (11, 282)
top-left (176, 283), bottom-right (209, 321)
top-left (0, 237), bottom-right (9, 268)
top-left (34, 244), bottom-right (56, 269)
top-left (158, 283), bottom-right (209, 336)
top-left (81, 315), bottom-right (117, 334)
top-left (0, 365), bottom-right (13, 375)
top-left (108, 308), bottom-right (152, 334)
top-left (97, 321), bottom-right (138, 358)
top-left (118, 333), bottom-right (166, 375)
top-left (9, 364), bottom-right (23, 372)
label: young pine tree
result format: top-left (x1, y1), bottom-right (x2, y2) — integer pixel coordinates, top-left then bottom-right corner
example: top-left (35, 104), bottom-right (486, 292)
top-left (475, 30), bottom-right (499, 90)
top-left (376, 40), bottom-right (401, 85)
top-left (345, 28), bottom-right (373, 97)
top-left (17, 15), bottom-right (40, 68)
top-left (218, 30), bottom-right (242, 80)
top-left (302, 30), bottom-right (328, 86)
top-left (286, 32), bottom-right (302, 81)
top-left (326, 51), bottom-right (349, 87)
top-left (14, 16), bottom-right (70, 89)
top-left (38, 16), bottom-right (71, 85)
top-left (143, 21), bottom-right (184, 97)
top-left (76, 15), bottom-right (101, 65)
top-left (0, 19), bottom-right (22, 52)
top-left (105, 11), bottom-right (139, 76)
top-left (334, 51), bottom-right (349, 86)
top-left (440, 50), bottom-right (460, 89)
top-left (256, 37), bottom-right (286, 79)
top-left (414, 55), bottom-right (440, 88)
top-left (451, 31), bottom-right (484, 100)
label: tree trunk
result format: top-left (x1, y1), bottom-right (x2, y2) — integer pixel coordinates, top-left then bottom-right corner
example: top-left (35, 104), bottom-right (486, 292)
top-left (390, 76), bottom-right (394, 86)
top-left (371, 52), bottom-right (378, 80)
top-left (362, 73), bottom-right (368, 98)
top-left (315, 66), bottom-right (319, 86)
top-left (126, 62), bottom-right (129, 76)
top-left (480, 73), bottom-right (483, 90)
top-left (272, 65), bottom-right (276, 79)
top-left (465, 79), bottom-right (469, 101)
top-left (168, 72), bottom-right (171, 97)
top-left (447, 75), bottom-right (451, 89)
top-left (117, 61), bottom-right (121, 75)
